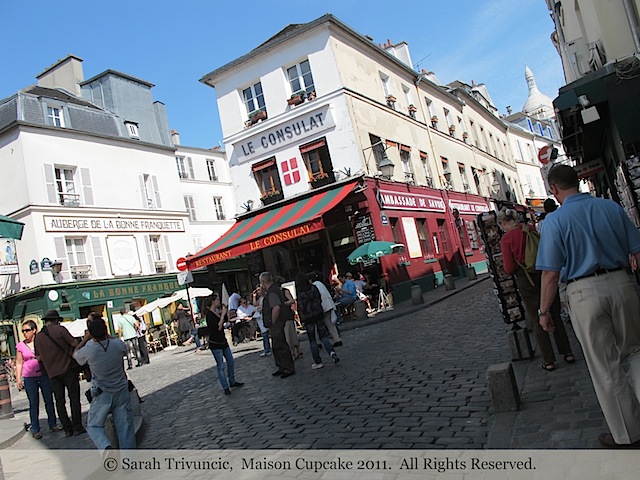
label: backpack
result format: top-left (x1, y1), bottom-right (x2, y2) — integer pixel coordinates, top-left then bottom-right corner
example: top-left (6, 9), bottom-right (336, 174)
top-left (516, 224), bottom-right (540, 286)
top-left (297, 286), bottom-right (324, 323)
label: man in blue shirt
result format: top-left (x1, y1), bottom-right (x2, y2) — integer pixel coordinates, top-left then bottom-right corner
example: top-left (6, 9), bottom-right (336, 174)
top-left (537, 164), bottom-right (640, 448)
top-left (334, 272), bottom-right (357, 323)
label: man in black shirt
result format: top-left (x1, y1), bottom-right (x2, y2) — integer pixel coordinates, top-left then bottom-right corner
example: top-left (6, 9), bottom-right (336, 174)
top-left (260, 272), bottom-right (295, 378)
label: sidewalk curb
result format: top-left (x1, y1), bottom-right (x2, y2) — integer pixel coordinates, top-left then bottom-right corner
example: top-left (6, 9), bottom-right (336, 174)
top-left (0, 418), bottom-right (27, 449)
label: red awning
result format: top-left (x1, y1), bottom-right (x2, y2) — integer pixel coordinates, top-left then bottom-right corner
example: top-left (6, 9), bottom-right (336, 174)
top-left (299, 138), bottom-right (326, 153)
top-left (186, 181), bottom-right (358, 270)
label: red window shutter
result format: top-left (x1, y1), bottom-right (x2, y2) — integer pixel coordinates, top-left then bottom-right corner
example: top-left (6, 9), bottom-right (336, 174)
top-left (299, 138), bottom-right (326, 154)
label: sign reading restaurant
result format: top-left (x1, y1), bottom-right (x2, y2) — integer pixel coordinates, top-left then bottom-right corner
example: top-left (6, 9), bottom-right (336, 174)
top-left (44, 216), bottom-right (185, 233)
top-left (377, 190), bottom-right (446, 212)
top-left (234, 106), bottom-right (335, 161)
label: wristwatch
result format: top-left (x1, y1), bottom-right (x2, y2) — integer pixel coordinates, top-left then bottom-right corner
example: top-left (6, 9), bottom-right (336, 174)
top-left (537, 309), bottom-right (550, 317)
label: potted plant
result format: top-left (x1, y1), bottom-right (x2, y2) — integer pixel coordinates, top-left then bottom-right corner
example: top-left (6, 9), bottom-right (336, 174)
top-left (307, 90), bottom-right (316, 101)
top-left (249, 110), bottom-right (267, 125)
top-left (408, 104), bottom-right (417, 113)
top-left (287, 91), bottom-right (305, 106)
top-left (462, 131), bottom-right (469, 139)
top-left (449, 124), bottom-right (456, 132)
top-left (309, 171), bottom-right (332, 188)
top-left (386, 94), bottom-right (397, 103)
top-left (431, 115), bottom-right (438, 123)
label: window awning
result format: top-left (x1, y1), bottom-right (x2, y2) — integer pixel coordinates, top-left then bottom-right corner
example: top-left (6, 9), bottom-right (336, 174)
top-left (0, 215), bottom-right (24, 240)
top-left (186, 181), bottom-right (358, 270)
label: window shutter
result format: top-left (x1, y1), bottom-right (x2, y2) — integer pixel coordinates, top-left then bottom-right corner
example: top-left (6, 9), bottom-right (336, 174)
top-left (44, 164), bottom-right (58, 204)
top-left (187, 157), bottom-right (194, 179)
top-left (151, 175), bottom-right (162, 209)
top-left (53, 237), bottom-right (70, 282)
top-left (80, 168), bottom-right (94, 205)
top-left (138, 174), bottom-right (147, 208)
top-left (143, 235), bottom-right (154, 273)
top-left (90, 236), bottom-right (107, 278)
top-left (162, 236), bottom-right (174, 271)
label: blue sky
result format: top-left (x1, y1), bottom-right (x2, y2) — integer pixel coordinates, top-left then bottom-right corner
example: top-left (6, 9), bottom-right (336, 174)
top-left (1, 0), bottom-right (564, 149)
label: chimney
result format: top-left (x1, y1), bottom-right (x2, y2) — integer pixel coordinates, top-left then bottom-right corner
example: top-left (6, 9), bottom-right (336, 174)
top-left (171, 130), bottom-right (181, 145)
top-left (36, 55), bottom-right (84, 96)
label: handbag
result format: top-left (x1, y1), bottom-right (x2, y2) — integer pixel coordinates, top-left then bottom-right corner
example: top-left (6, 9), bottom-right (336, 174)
top-left (42, 326), bottom-right (92, 382)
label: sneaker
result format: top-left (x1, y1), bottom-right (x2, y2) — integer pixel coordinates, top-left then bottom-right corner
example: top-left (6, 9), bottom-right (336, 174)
top-left (224, 389), bottom-right (231, 395)
top-left (33, 432), bottom-right (43, 440)
top-left (311, 363), bottom-right (325, 370)
top-left (332, 341), bottom-right (343, 347)
top-left (259, 352), bottom-right (268, 357)
top-left (230, 382), bottom-right (244, 388)
top-left (49, 425), bottom-right (62, 432)
top-left (331, 351), bottom-right (340, 363)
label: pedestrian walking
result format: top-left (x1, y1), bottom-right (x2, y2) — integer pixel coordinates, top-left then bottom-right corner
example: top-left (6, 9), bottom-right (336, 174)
top-left (174, 304), bottom-right (192, 346)
top-left (74, 317), bottom-right (136, 452)
top-left (260, 272), bottom-right (296, 378)
top-left (498, 207), bottom-right (574, 371)
top-left (274, 276), bottom-right (303, 360)
top-left (34, 309), bottom-right (84, 437)
top-left (295, 273), bottom-right (339, 370)
top-left (134, 314), bottom-right (151, 364)
top-left (253, 286), bottom-right (272, 357)
top-left (15, 320), bottom-right (60, 439)
top-left (118, 308), bottom-right (141, 368)
top-left (537, 164), bottom-right (640, 448)
top-left (311, 271), bottom-right (342, 347)
top-left (203, 294), bottom-right (244, 395)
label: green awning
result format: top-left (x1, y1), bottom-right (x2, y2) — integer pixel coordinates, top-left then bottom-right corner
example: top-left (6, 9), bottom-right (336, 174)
top-left (0, 215), bottom-right (24, 240)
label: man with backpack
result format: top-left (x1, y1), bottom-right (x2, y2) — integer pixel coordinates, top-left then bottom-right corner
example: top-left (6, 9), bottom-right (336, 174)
top-left (497, 208), bottom-right (574, 372)
top-left (537, 164), bottom-right (640, 448)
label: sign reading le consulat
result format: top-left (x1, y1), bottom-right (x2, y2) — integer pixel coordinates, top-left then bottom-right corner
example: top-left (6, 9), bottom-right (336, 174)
top-left (44, 216), bottom-right (185, 233)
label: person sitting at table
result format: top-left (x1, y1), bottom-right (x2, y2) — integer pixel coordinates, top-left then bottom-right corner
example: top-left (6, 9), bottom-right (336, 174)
top-left (235, 296), bottom-right (258, 342)
top-left (333, 272), bottom-right (358, 324)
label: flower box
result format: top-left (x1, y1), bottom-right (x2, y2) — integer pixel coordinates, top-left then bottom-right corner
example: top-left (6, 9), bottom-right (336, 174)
top-left (249, 110), bottom-right (267, 125)
top-left (260, 190), bottom-right (282, 205)
top-left (309, 173), bottom-right (332, 188)
top-left (408, 105), bottom-right (417, 113)
top-left (287, 93), bottom-right (304, 106)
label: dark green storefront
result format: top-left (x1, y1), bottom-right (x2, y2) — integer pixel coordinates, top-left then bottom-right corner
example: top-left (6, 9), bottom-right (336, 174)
top-left (0, 274), bottom-right (182, 356)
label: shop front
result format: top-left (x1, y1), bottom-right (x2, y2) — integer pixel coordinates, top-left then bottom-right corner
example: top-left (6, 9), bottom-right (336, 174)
top-left (1, 274), bottom-right (182, 355)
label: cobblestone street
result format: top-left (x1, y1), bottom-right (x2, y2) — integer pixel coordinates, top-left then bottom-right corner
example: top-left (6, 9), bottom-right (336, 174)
top-left (9, 280), bottom-right (514, 451)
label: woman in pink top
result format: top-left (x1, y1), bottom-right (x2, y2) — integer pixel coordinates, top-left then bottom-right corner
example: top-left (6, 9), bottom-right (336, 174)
top-left (15, 320), bottom-right (59, 439)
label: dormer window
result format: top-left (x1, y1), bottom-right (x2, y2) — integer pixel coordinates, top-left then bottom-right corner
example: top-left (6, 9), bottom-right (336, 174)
top-left (125, 121), bottom-right (139, 138)
top-left (46, 106), bottom-right (65, 127)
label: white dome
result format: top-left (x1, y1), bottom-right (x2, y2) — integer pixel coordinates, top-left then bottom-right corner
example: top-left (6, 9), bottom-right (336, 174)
top-left (522, 65), bottom-right (554, 119)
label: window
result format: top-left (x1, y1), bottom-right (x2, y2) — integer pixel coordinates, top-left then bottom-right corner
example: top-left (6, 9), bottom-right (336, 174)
top-left (489, 133), bottom-right (498, 157)
top-left (437, 219), bottom-right (451, 254)
top-left (471, 167), bottom-right (482, 195)
top-left (380, 72), bottom-right (391, 97)
top-left (213, 197), bottom-right (225, 220)
top-left (139, 174), bottom-right (162, 209)
top-left (443, 108), bottom-right (452, 128)
top-left (150, 236), bottom-right (163, 262)
top-left (253, 158), bottom-right (282, 196)
top-left (176, 156), bottom-right (194, 179)
top-left (480, 126), bottom-right (488, 151)
top-left (537, 123), bottom-right (545, 135)
top-left (65, 238), bottom-right (86, 266)
top-left (125, 121), bottom-right (139, 138)
top-left (287, 60), bottom-right (315, 95)
top-left (184, 195), bottom-right (196, 221)
top-left (242, 82), bottom-right (265, 114)
top-left (206, 159), bottom-right (218, 181)
top-left (416, 219), bottom-right (434, 257)
top-left (420, 152), bottom-right (434, 188)
top-left (369, 134), bottom-right (389, 171)
top-left (47, 106), bottom-right (64, 127)
top-left (547, 126), bottom-right (554, 140)
top-left (390, 218), bottom-right (402, 244)
top-left (400, 146), bottom-right (413, 183)
top-left (55, 167), bottom-right (79, 206)
top-left (425, 97), bottom-right (435, 118)
top-left (441, 157), bottom-right (452, 187)
top-left (527, 118), bottom-right (534, 132)
top-left (458, 163), bottom-right (470, 192)
top-left (470, 120), bottom-right (479, 147)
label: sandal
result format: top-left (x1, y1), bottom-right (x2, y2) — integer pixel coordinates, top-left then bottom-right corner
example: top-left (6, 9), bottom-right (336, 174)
top-left (564, 354), bottom-right (576, 364)
top-left (542, 363), bottom-right (556, 371)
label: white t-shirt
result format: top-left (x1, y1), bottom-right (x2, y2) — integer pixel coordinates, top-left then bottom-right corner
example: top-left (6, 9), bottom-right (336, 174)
top-left (228, 293), bottom-right (242, 311)
top-left (236, 303), bottom-right (257, 319)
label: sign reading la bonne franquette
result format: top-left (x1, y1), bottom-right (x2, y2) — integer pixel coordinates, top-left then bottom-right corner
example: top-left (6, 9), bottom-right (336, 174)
top-left (234, 106), bottom-right (334, 161)
top-left (44, 216), bottom-right (185, 233)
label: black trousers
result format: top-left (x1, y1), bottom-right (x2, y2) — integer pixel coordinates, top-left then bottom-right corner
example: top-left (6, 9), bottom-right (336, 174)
top-left (50, 369), bottom-right (83, 433)
top-left (137, 336), bottom-right (150, 364)
top-left (270, 319), bottom-right (295, 374)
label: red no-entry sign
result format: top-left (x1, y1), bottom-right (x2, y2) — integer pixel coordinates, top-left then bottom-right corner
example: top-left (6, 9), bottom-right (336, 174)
top-left (176, 257), bottom-right (188, 271)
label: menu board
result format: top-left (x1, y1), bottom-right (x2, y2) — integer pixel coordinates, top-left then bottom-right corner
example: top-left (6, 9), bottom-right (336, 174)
top-left (354, 215), bottom-right (376, 245)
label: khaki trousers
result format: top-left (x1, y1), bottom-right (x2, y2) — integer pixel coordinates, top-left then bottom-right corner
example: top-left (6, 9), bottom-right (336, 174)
top-left (567, 270), bottom-right (640, 444)
top-left (322, 310), bottom-right (341, 343)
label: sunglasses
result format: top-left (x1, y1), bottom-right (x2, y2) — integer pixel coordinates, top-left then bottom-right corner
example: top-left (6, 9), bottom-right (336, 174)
top-left (22, 328), bottom-right (33, 333)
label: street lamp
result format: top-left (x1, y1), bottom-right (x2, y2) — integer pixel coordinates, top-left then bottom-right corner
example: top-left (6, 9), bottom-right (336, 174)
top-left (377, 156), bottom-right (395, 180)
top-left (50, 261), bottom-right (63, 283)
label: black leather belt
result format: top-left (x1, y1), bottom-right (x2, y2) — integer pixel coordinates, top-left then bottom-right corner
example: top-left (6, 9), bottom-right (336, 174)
top-left (568, 267), bottom-right (623, 283)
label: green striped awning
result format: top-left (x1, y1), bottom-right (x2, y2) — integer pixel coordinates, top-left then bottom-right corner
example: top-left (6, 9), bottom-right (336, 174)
top-left (187, 181), bottom-right (357, 269)
top-left (0, 215), bottom-right (24, 240)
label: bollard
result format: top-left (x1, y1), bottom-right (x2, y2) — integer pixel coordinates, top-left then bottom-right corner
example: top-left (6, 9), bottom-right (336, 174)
top-left (0, 365), bottom-right (14, 419)
top-left (411, 285), bottom-right (424, 305)
top-left (486, 362), bottom-right (521, 412)
top-left (444, 274), bottom-right (456, 290)
top-left (466, 265), bottom-right (477, 281)
top-left (508, 325), bottom-right (534, 361)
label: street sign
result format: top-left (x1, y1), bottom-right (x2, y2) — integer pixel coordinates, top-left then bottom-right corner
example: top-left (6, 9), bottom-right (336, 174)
top-left (177, 271), bottom-right (194, 286)
top-left (538, 145), bottom-right (552, 164)
top-left (176, 257), bottom-right (188, 271)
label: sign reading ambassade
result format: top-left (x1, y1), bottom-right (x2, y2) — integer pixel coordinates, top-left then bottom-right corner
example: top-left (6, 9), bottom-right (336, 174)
top-left (44, 216), bottom-right (185, 233)
top-left (234, 106), bottom-right (334, 162)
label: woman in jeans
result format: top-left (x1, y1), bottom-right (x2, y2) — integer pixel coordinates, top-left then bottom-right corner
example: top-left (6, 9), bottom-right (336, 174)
top-left (294, 273), bottom-right (339, 369)
top-left (15, 320), bottom-right (60, 439)
top-left (203, 295), bottom-right (244, 395)
top-left (498, 208), bottom-right (575, 371)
